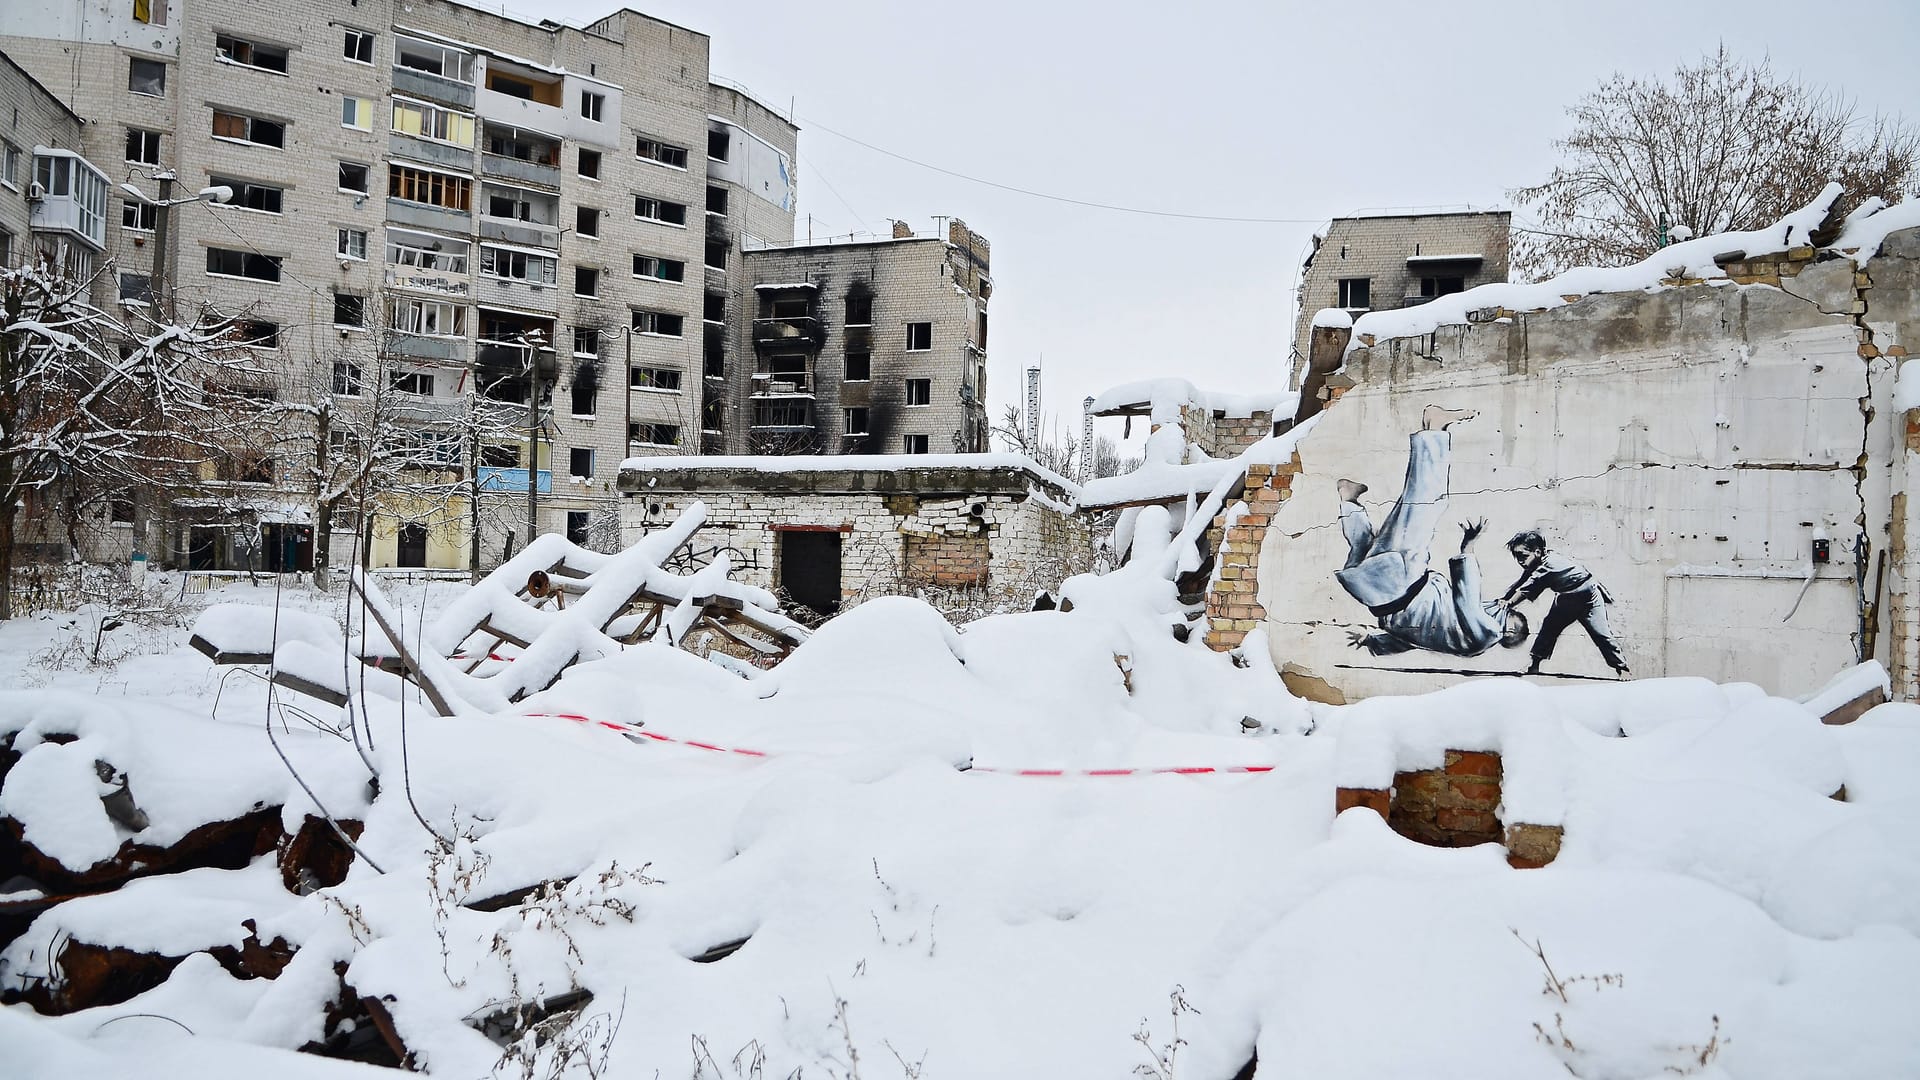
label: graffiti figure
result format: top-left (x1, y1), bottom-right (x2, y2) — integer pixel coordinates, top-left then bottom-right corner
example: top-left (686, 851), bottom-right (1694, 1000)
top-left (1336, 406), bottom-right (1530, 658)
top-left (1499, 531), bottom-right (1630, 677)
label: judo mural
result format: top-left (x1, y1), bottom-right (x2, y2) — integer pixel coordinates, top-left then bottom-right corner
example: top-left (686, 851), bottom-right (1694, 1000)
top-left (1334, 405), bottom-right (1628, 676)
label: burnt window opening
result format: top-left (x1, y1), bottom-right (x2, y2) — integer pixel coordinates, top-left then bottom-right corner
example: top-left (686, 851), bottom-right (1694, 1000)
top-left (570, 360), bottom-right (599, 416)
top-left (1337, 277), bottom-right (1371, 310)
top-left (844, 351), bottom-right (871, 381)
top-left (704, 335), bottom-right (725, 380)
top-left (702, 394), bottom-right (724, 433)
top-left (576, 266), bottom-right (600, 297)
top-left (704, 239), bottom-right (728, 270)
top-left (566, 510), bottom-right (591, 545)
top-left (1420, 275), bottom-right (1466, 298)
top-left (905, 378), bottom-right (931, 407)
top-left (905, 322), bottom-right (932, 351)
top-left (703, 292), bottom-right (726, 322)
top-left (706, 184), bottom-right (727, 216)
top-left (845, 293), bottom-right (872, 326)
top-left (109, 496), bottom-right (135, 524)
top-left (578, 148), bottom-right (602, 179)
top-left (770, 297), bottom-right (809, 319)
top-left (707, 129), bottom-right (730, 162)
top-left (569, 447), bottom-right (594, 478)
top-left (902, 434), bottom-right (929, 454)
top-left (975, 309), bottom-right (987, 348)
top-left (844, 407), bottom-right (869, 435)
top-left (576, 206), bottom-right (601, 237)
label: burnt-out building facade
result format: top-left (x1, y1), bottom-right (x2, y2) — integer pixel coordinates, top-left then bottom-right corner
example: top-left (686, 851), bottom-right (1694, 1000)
top-left (712, 219), bottom-right (991, 457)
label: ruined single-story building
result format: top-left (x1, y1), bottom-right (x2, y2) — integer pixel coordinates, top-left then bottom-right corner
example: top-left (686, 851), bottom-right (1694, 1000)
top-left (1189, 189), bottom-right (1920, 703)
top-left (616, 454), bottom-right (1088, 616)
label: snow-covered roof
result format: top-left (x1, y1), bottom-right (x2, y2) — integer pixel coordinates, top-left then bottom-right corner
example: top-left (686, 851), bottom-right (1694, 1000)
top-left (620, 452), bottom-right (1080, 497)
top-left (752, 281), bottom-right (817, 290)
top-left (1404, 252), bottom-right (1484, 263)
top-left (1091, 378), bottom-right (1294, 423)
top-left (1348, 185), bottom-right (1920, 354)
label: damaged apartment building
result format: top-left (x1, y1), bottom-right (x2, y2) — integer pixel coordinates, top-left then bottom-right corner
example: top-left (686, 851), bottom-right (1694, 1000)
top-left (714, 219), bottom-right (993, 458)
top-left (0, 0), bottom-right (996, 576)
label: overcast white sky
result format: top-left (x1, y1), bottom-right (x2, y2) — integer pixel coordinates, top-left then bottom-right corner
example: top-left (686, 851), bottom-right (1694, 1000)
top-left (529, 0), bottom-right (1918, 441)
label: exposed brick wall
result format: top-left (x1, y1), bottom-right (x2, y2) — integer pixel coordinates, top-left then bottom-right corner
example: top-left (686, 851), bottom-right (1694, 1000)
top-left (1333, 748), bottom-right (1565, 868)
top-left (1388, 750), bottom-right (1504, 848)
top-left (905, 532), bottom-right (988, 587)
top-left (1203, 455), bottom-right (1299, 651)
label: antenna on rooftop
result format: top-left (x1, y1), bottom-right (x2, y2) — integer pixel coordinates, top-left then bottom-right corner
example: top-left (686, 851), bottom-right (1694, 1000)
top-left (1081, 396), bottom-right (1095, 484)
top-left (1025, 362), bottom-right (1042, 454)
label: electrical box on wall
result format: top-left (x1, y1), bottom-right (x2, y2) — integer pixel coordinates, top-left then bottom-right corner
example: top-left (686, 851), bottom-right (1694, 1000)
top-left (1813, 537), bottom-right (1830, 564)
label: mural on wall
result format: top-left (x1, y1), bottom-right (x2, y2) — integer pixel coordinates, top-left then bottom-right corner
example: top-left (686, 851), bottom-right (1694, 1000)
top-left (1333, 405), bottom-right (1629, 678)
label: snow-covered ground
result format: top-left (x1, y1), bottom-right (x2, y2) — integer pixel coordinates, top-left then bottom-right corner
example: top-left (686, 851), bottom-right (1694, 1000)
top-left (3, 561), bottom-right (1918, 1079)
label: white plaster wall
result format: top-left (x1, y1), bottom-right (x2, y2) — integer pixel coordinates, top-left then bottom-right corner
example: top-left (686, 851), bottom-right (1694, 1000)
top-left (1261, 277), bottom-right (1890, 700)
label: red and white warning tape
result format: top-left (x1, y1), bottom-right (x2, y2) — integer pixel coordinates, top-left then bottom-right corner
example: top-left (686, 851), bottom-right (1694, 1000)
top-left (521, 712), bottom-right (1272, 777)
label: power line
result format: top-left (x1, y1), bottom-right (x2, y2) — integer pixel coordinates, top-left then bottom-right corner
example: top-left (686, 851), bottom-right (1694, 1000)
top-left (797, 152), bottom-right (875, 236)
top-left (797, 114), bottom-right (1326, 225)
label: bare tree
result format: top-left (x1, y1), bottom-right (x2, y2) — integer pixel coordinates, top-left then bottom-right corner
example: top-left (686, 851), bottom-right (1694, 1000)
top-left (0, 256), bottom-right (248, 618)
top-left (1509, 46), bottom-right (1920, 279)
top-left (992, 404), bottom-right (1137, 481)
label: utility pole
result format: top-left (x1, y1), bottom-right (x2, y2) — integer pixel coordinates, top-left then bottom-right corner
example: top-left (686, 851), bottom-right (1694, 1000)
top-left (148, 173), bottom-right (175, 319)
top-left (525, 339), bottom-right (540, 548)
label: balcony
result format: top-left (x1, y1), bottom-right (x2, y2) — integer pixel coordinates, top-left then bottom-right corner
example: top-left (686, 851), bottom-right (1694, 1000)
top-left (478, 216), bottom-right (559, 248)
top-left (385, 333), bottom-right (466, 364)
top-left (480, 152), bottom-right (560, 188)
top-left (476, 87), bottom-right (567, 137)
top-left (477, 467), bottom-right (552, 494)
top-left (752, 316), bottom-right (823, 350)
top-left (475, 274), bottom-right (559, 313)
top-left (386, 198), bottom-right (471, 234)
top-left (750, 370), bottom-right (814, 397)
top-left (389, 132), bottom-right (474, 170)
top-left (392, 65), bottom-right (476, 110)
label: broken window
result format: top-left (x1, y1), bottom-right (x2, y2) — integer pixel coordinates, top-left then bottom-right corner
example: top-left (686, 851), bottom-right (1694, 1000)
top-left (633, 195), bottom-right (688, 225)
top-left (216, 33), bottom-right (289, 73)
top-left (391, 370), bottom-right (435, 395)
top-left (128, 58), bottom-right (167, 96)
top-left (578, 148), bottom-right (602, 179)
top-left (338, 161), bottom-right (370, 193)
top-left (343, 29), bottom-right (374, 64)
top-left (209, 175), bottom-right (283, 213)
top-left (844, 352), bottom-right (871, 381)
top-left (1419, 275), bottom-right (1466, 298)
top-left (705, 239), bottom-right (728, 270)
top-left (1337, 277), bottom-right (1371, 310)
top-left (569, 447), bottom-right (594, 477)
top-left (567, 511), bottom-right (591, 545)
top-left (629, 422), bottom-right (681, 446)
top-left (333, 293), bottom-right (366, 327)
top-left (570, 361), bottom-right (599, 416)
top-left (902, 434), bottom-right (929, 454)
top-left (707, 129), bottom-right (730, 161)
top-left (704, 292), bottom-right (726, 322)
top-left (575, 266), bottom-right (599, 297)
top-left (333, 361), bottom-right (362, 396)
top-left (636, 135), bottom-right (689, 169)
top-left (577, 206), bottom-right (601, 238)
top-left (630, 366), bottom-right (682, 392)
top-left (125, 128), bottom-right (161, 165)
top-left (706, 184), bottom-right (727, 216)
top-left (632, 254), bottom-right (685, 282)
top-left (121, 200), bottom-right (157, 232)
top-left (845, 294), bottom-right (872, 325)
top-left (632, 310), bottom-right (683, 337)
top-left (777, 529), bottom-right (842, 617)
top-left (905, 379), bottom-right (931, 407)
top-left (905, 322), bottom-right (932, 351)
top-left (212, 110), bottom-right (285, 148)
top-left (205, 247), bottom-right (282, 282)
top-left (844, 408), bottom-right (869, 435)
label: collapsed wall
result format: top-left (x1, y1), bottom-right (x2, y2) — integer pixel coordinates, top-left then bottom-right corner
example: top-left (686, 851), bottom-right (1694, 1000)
top-left (1238, 197), bottom-right (1920, 702)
